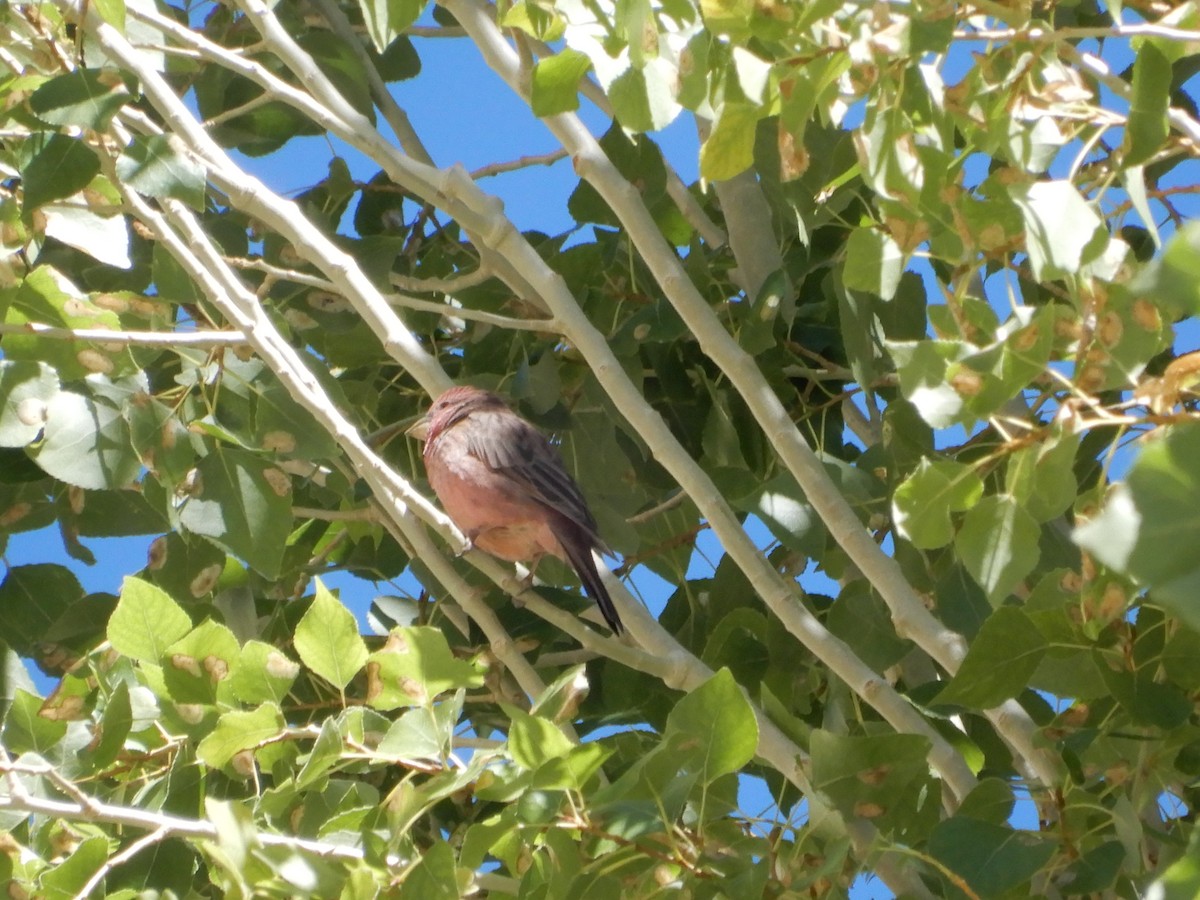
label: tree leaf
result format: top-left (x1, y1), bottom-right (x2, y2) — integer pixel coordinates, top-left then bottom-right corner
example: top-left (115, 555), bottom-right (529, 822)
top-left (929, 817), bottom-right (1055, 896)
top-left (956, 495), bottom-right (1041, 603)
top-left (162, 619), bottom-right (241, 704)
top-left (357, 0), bottom-right (426, 52)
top-left (230, 641), bottom-right (300, 705)
top-left (20, 135), bottom-right (99, 211)
top-left (397, 840), bottom-right (459, 900)
top-left (811, 730), bottom-right (936, 838)
top-left (30, 70), bottom-right (127, 130)
top-left (531, 49), bottom-right (592, 117)
top-left (294, 580), bottom-right (368, 692)
top-left (0, 360), bottom-right (59, 448)
top-left (176, 449), bottom-right (292, 579)
top-left (1, 689), bottom-right (67, 755)
top-left (365, 626), bottom-right (483, 709)
top-left (1074, 422), bottom-right (1200, 589)
top-left (893, 458), bottom-right (984, 549)
top-left (1124, 41), bottom-right (1171, 167)
top-left (664, 668), bottom-right (757, 782)
top-left (0, 564), bottom-right (85, 658)
top-left (42, 200), bottom-right (132, 270)
top-left (507, 706), bottom-right (575, 769)
top-left (935, 607), bottom-right (1047, 709)
top-left (108, 576), bottom-right (193, 664)
top-left (844, 228), bottom-right (903, 300)
top-left (30, 389), bottom-right (141, 489)
top-left (1009, 181), bottom-right (1105, 282)
top-left (196, 702), bottom-right (285, 769)
top-left (700, 101), bottom-right (759, 181)
top-left (116, 135), bottom-right (206, 210)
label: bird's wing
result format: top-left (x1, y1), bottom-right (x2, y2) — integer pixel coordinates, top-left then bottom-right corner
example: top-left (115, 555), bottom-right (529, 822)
top-left (464, 409), bottom-right (604, 542)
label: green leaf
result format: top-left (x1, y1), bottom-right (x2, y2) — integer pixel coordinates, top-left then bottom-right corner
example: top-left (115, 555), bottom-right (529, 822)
top-left (1, 689), bottom-right (67, 755)
top-left (837, 284), bottom-right (877, 401)
top-left (253, 380), bottom-right (338, 460)
top-left (508, 707), bottom-right (575, 769)
top-left (935, 608), bottom-right (1047, 709)
top-left (811, 731), bottom-right (935, 837)
top-left (356, 0), bottom-right (426, 53)
top-left (377, 707), bottom-right (447, 761)
top-left (29, 69), bottom-right (127, 130)
top-left (888, 339), bottom-right (971, 429)
top-left (42, 199), bottom-right (132, 269)
top-left (162, 619), bottom-right (240, 704)
top-left (956, 778), bottom-right (1015, 826)
top-left (39, 835), bottom-right (109, 899)
top-left (29, 390), bottom-right (141, 489)
top-left (700, 0), bottom-right (752, 38)
top-left (230, 641), bottom-right (299, 705)
top-left (176, 449), bottom-right (292, 579)
top-left (664, 668), bottom-right (757, 782)
top-left (700, 101), bottom-right (759, 181)
top-left (1060, 841), bottom-right (1125, 895)
top-left (91, 0), bottom-right (126, 30)
top-left (0, 564), bottom-right (85, 658)
top-left (196, 702), bottom-right (285, 769)
top-left (0, 361), bottom-right (59, 448)
top-left (294, 579), bottom-right (368, 692)
top-left (1009, 181), bottom-right (1105, 282)
top-left (531, 49), bottom-right (592, 117)
top-left (116, 135), bottom-right (206, 210)
top-left (735, 473), bottom-right (825, 557)
top-left (1007, 430), bottom-right (1079, 523)
top-left (127, 397), bottom-right (198, 489)
top-left (365, 626), bottom-right (483, 709)
top-left (397, 840), bottom-right (459, 900)
top-left (844, 228), bottom-right (903, 300)
top-left (955, 495), bottom-right (1041, 603)
top-left (20, 135), bottom-right (100, 212)
top-left (84, 680), bottom-right (131, 770)
top-left (1074, 422), bottom-right (1200, 589)
top-left (108, 576), bottom-right (192, 664)
top-left (1125, 41), bottom-right (1171, 167)
top-left (1150, 221), bottom-right (1200, 316)
top-left (1099, 663), bottom-right (1191, 729)
top-left (608, 65), bottom-right (680, 133)
top-left (893, 458), bottom-right (984, 549)
top-left (826, 583), bottom-right (911, 671)
top-left (928, 817), bottom-right (1055, 896)
top-left (1149, 832), bottom-right (1200, 899)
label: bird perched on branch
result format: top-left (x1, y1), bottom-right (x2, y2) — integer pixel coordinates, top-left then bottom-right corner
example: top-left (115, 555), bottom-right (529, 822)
top-left (407, 385), bottom-right (623, 635)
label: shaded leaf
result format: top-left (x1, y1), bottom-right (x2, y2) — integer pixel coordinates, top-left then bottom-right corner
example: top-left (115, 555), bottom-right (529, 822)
top-left (936, 608), bottom-right (1047, 709)
top-left (893, 458), bottom-right (984, 549)
top-left (956, 495), bottom-right (1040, 603)
top-left (176, 449), bottom-right (291, 579)
top-left (664, 668), bottom-right (757, 782)
top-left (929, 817), bottom-right (1055, 896)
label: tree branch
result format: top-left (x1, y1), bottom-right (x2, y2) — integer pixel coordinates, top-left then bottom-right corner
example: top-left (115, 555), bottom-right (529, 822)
top-left (442, 0), bottom-right (1059, 789)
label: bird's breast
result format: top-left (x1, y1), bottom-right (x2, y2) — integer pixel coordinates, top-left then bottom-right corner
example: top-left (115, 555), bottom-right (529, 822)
top-left (425, 438), bottom-right (563, 563)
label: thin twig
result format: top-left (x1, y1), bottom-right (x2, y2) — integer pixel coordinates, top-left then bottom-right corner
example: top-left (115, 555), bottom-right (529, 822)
top-left (0, 322), bottom-right (247, 346)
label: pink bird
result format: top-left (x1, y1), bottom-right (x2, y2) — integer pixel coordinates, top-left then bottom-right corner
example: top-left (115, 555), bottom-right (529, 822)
top-left (408, 386), bottom-right (623, 634)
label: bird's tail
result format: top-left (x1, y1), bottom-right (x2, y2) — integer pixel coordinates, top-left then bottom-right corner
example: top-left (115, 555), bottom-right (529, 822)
top-left (561, 533), bottom-right (624, 635)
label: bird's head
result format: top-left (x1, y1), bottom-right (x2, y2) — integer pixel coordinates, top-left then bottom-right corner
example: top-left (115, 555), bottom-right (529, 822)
top-left (407, 386), bottom-right (507, 443)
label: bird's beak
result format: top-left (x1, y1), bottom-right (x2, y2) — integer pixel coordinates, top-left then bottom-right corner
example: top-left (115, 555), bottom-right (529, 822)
top-left (406, 414), bottom-right (431, 441)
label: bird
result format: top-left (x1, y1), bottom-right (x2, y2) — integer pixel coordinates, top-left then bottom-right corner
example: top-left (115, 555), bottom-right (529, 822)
top-left (407, 385), bottom-right (623, 635)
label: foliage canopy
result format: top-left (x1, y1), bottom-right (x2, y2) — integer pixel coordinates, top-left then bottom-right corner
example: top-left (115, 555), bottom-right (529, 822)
top-left (2, 0), bottom-right (1200, 896)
